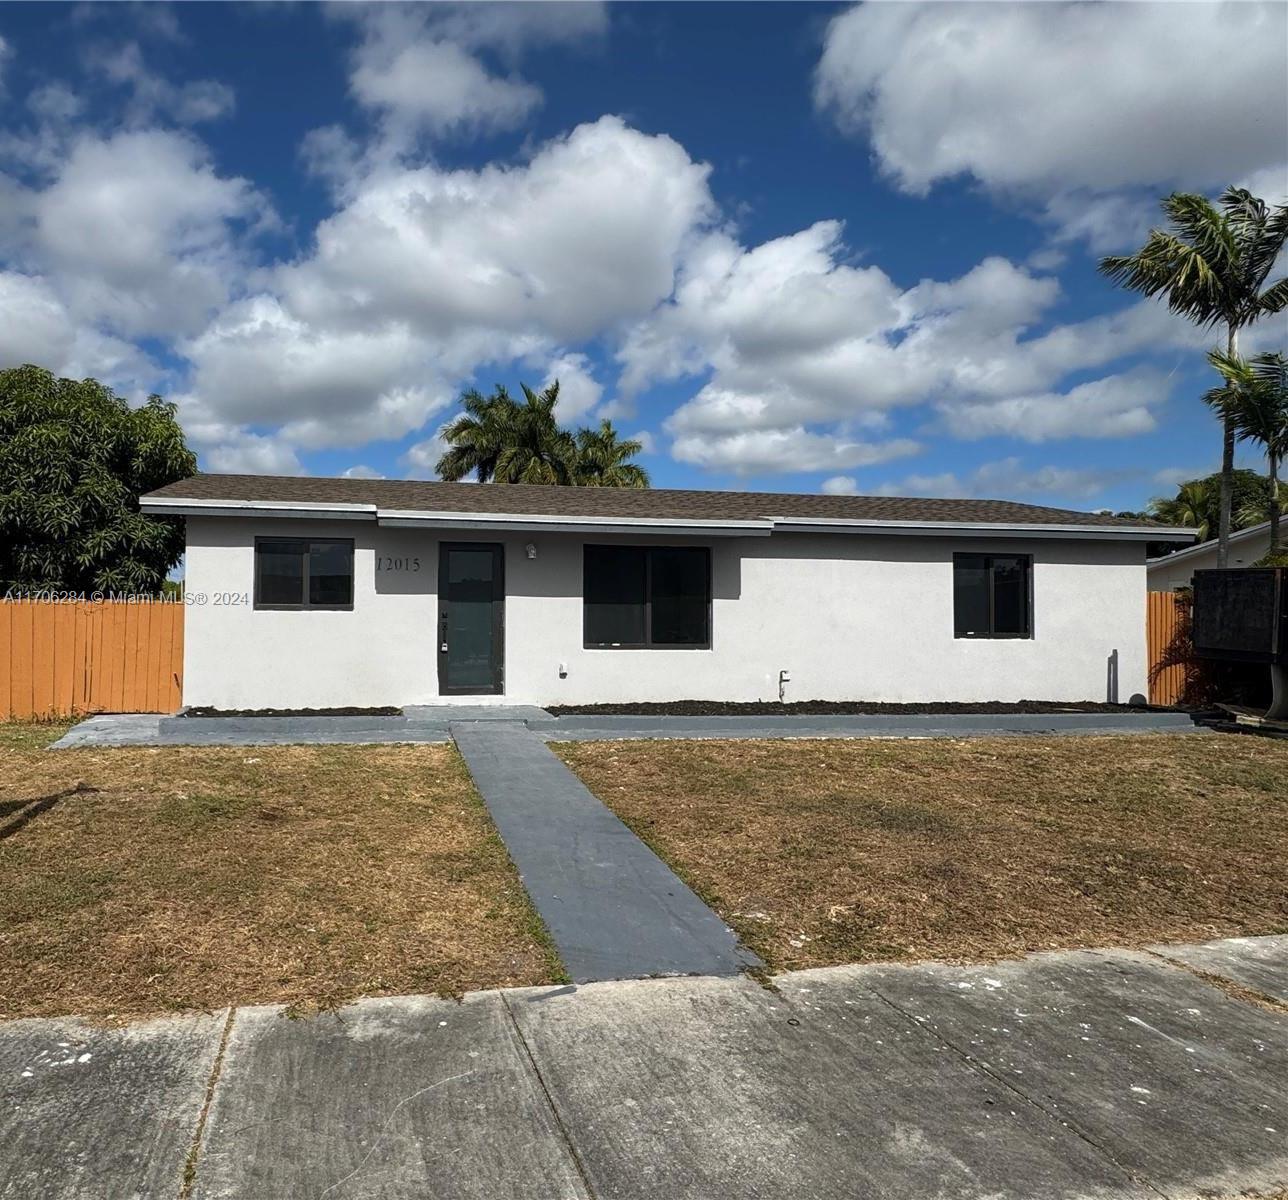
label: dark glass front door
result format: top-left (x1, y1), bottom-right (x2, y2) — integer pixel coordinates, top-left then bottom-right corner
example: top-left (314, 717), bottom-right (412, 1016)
top-left (438, 543), bottom-right (505, 695)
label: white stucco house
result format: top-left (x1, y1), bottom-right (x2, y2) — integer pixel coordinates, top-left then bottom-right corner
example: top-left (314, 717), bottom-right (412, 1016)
top-left (140, 474), bottom-right (1195, 710)
top-left (1146, 522), bottom-right (1272, 591)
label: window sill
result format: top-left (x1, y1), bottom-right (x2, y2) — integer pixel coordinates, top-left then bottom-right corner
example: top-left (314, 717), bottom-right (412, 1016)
top-left (583, 644), bottom-right (712, 651)
top-left (254, 605), bottom-right (355, 612)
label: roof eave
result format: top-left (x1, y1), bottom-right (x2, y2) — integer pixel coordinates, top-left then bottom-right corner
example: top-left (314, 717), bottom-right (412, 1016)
top-left (138, 497), bottom-right (377, 520)
top-left (140, 494), bottom-right (1196, 541)
top-left (770, 517), bottom-right (1198, 542)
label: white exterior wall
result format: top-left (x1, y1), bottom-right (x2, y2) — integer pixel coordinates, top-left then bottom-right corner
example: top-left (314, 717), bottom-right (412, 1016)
top-left (182, 516), bottom-right (1149, 709)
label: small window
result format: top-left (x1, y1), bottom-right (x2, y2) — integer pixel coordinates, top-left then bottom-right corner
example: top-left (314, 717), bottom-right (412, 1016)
top-left (584, 545), bottom-right (710, 648)
top-left (953, 554), bottom-right (1031, 638)
top-left (255, 538), bottom-right (354, 610)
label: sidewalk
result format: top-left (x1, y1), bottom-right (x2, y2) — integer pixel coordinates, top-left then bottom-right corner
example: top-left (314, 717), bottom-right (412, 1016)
top-left (2, 936), bottom-right (1285, 1199)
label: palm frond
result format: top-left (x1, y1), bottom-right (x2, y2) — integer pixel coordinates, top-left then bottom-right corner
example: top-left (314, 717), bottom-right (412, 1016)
top-left (1258, 277), bottom-right (1288, 315)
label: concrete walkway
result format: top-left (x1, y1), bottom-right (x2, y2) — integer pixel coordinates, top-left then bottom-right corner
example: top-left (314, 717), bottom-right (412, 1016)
top-left (538, 710), bottom-right (1201, 742)
top-left (2, 936), bottom-right (1284, 1200)
top-left (452, 720), bottom-right (760, 982)
top-left (49, 708), bottom-right (1201, 748)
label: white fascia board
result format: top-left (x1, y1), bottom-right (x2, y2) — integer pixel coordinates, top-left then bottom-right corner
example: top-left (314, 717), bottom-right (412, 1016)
top-left (376, 510), bottom-right (773, 537)
top-left (139, 497), bottom-right (377, 521)
top-left (769, 517), bottom-right (1198, 543)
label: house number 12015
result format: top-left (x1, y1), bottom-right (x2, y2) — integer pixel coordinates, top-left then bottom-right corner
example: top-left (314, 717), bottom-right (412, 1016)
top-left (376, 556), bottom-right (421, 572)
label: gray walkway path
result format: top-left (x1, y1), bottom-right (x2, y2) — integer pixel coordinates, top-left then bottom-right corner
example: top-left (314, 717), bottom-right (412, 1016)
top-left (2, 937), bottom-right (1284, 1200)
top-left (538, 710), bottom-right (1201, 741)
top-left (49, 708), bottom-right (1200, 748)
top-left (451, 720), bottom-right (761, 983)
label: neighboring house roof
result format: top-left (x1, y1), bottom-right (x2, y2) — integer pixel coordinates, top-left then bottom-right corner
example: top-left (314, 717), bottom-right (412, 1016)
top-left (1146, 521), bottom-right (1271, 567)
top-left (141, 473), bottom-right (1196, 542)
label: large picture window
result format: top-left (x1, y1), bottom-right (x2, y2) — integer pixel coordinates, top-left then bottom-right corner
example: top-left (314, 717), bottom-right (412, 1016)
top-left (584, 545), bottom-right (710, 648)
top-left (254, 538), bottom-right (354, 610)
top-left (953, 554), bottom-right (1032, 639)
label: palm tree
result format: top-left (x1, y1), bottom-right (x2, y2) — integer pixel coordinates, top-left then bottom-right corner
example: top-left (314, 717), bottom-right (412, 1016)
top-left (434, 386), bottom-right (513, 483)
top-left (437, 383), bottom-right (577, 485)
top-left (574, 420), bottom-right (650, 488)
top-left (1100, 187), bottom-right (1288, 566)
top-left (1205, 350), bottom-right (1288, 556)
top-left (1148, 478), bottom-right (1215, 540)
top-left (1236, 481), bottom-right (1288, 531)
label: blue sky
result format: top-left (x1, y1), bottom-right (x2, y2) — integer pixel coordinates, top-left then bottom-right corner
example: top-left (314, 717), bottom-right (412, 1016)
top-left (0, 2), bottom-right (1285, 511)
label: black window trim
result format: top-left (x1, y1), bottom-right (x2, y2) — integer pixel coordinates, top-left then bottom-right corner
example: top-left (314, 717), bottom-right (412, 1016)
top-left (953, 552), bottom-right (1034, 640)
top-left (583, 544), bottom-right (712, 650)
top-left (254, 536), bottom-right (355, 611)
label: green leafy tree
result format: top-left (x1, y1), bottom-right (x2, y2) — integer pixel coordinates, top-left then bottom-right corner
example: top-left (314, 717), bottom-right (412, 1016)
top-left (574, 420), bottom-right (650, 488)
top-left (1100, 187), bottom-right (1288, 566)
top-left (0, 365), bottom-right (195, 594)
top-left (1205, 350), bottom-right (1288, 556)
top-left (1147, 468), bottom-right (1281, 543)
top-left (1148, 477), bottom-right (1216, 540)
top-left (437, 381), bottom-right (649, 487)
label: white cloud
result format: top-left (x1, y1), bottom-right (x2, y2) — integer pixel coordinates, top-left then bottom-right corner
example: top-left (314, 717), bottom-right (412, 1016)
top-left (341, 464), bottom-right (385, 480)
top-left (1152, 464), bottom-right (1215, 491)
top-left (402, 426), bottom-right (453, 480)
top-left (623, 215), bottom-right (1199, 471)
top-left (875, 458), bottom-right (1123, 505)
top-left (815, 2), bottom-right (1287, 200)
top-left (86, 41), bottom-right (235, 125)
top-left (629, 231), bottom-right (1069, 447)
top-left (341, 3), bottom-right (606, 143)
top-left (281, 117), bottom-right (713, 345)
top-left (0, 272), bottom-right (76, 368)
top-left (27, 84), bottom-right (84, 124)
top-left (31, 129), bottom-right (268, 338)
top-left (670, 427), bottom-right (919, 477)
top-left (0, 270), bottom-right (160, 394)
top-left (629, 429), bottom-right (656, 455)
top-left (179, 295), bottom-right (454, 448)
top-left (938, 369), bottom-right (1170, 443)
top-left (351, 35), bottom-right (540, 139)
top-left (541, 352), bottom-right (602, 422)
top-left (202, 430), bottom-right (303, 476)
top-left (170, 116), bottom-right (712, 459)
top-left (821, 475), bottom-right (859, 496)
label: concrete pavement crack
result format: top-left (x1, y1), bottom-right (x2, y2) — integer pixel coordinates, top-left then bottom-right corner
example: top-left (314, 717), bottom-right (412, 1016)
top-left (864, 985), bottom-right (1171, 1200)
top-left (499, 989), bottom-right (599, 1200)
top-left (178, 1006), bottom-right (236, 1200)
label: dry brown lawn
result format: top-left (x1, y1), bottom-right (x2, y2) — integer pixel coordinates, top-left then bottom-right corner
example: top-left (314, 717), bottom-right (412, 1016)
top-left (559, 734), bottom-right (1288, 974)
top-left (0, 724), bottom-right (561, 1021)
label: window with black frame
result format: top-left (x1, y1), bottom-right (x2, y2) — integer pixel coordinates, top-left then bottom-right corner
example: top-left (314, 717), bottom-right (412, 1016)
top-left (953, 554), bottom-right (1032, 638)
top-left (584, 545), bottom-right (710, 648)
top-left (254, 538), bottom-right (354, 609)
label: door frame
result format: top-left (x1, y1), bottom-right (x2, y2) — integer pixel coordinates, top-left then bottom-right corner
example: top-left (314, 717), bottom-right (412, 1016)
top-left (437, 542), bottom-right (506, 696)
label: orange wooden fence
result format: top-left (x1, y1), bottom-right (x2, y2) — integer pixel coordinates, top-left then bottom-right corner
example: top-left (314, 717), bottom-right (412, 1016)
top-left (1147, 590), bottom-right (1186, 707)
top-left (0, 600), bottom-right (183, 720)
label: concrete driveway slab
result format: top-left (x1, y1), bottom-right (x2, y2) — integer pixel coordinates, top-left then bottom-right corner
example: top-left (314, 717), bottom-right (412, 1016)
top-left (452, 721), bottom-right (761, 982)
top-left (0, 1010), bottom-right (226, 1200)
top-left (855, 949), bottom-right (1288, 1198)
top-left (504, 973), bottom-right (1151, 1200)
top-left (1150, 934), bottom-right (1288, 1005)
top-left (189, 993), bottom-right (588, 1200)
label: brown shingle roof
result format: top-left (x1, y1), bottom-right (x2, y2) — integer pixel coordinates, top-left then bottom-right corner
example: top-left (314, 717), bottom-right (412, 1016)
top-left (143, 472), bottom-right (1174, 530)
